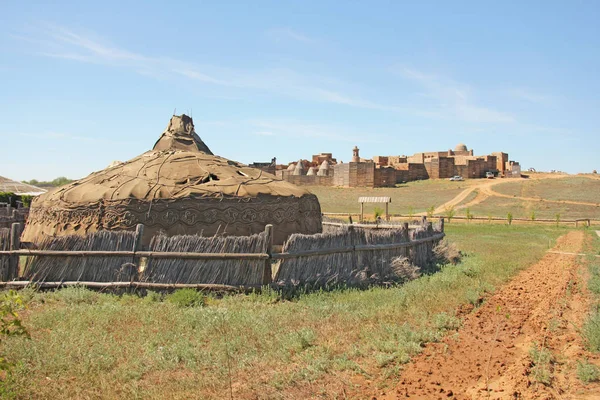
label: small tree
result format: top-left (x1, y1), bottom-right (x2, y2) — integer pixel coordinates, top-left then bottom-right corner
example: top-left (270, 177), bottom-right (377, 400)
top-left (530, 210), bottom-right (536, 222)
top-left (555, 213), bottom-right (561, 227)
top-left (373, 207), bottom-right (384, 222)
top-left (487, 213), bottom-right (492, 223)
top-left (465, 207), bottom-right (473, 223)
top-left (445, 205), bottom-right (456, 222)
top-left (407, 205), bottom-right (415, 220)
top-left (507, 212), bottom-right (513, 225)
top-left (426, 205), bottom-right (435, 219)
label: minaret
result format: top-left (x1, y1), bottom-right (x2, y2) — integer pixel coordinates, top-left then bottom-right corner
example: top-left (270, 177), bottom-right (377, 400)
top-left (351, 146), bottom-right (360, 163)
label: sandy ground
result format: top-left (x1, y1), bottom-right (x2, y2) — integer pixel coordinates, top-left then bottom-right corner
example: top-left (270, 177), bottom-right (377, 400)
top-left (364, 230), bottom-right (600, 399)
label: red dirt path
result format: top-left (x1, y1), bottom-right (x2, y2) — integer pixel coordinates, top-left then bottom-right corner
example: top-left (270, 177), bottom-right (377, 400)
top-left (375, 230), bottom-right (600, 399)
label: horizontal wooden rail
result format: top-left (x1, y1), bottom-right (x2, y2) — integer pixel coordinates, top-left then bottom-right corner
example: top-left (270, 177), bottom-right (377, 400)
top-left (323, 221), bottom-right (421, 229)
top-left (1, 235), bottom-right (444, 262)
top-left (272, 233), bottom-right (445, 260)
top-left (272, 246), bottom-right (355, 260)
top-left (0, 281), bottom-right (256, 292)
top-left (0, 249), bottom-right (269, 260)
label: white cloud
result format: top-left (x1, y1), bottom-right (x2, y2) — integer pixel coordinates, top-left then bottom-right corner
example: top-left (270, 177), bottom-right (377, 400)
top-left (255, 131), bottom-right (274, 136)
top-left (15, 24), bottom-right (405, 113)
top-left (395, 66), bottom-right (515, 124)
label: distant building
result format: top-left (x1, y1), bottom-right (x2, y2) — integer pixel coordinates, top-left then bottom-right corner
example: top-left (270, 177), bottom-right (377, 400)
top-left (252, 143), bottom-right (521, 188)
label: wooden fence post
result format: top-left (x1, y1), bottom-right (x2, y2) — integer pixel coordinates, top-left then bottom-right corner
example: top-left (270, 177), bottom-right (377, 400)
top-left (421, 216), bottom-right (427, 226)
top-left (8, 223), bottom-right (22, 281)
top-left (131, 224), bottom-right (144, 282)
top-left (263, 224), bottom-right (274, 285)
top-left (440, 218), bottom-right (445, 232)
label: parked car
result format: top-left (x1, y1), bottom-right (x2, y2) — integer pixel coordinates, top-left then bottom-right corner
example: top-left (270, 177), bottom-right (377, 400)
top-left (449, 175), bottom-right (464, 181)
top-left (486, 172), bottom-right (495, 179)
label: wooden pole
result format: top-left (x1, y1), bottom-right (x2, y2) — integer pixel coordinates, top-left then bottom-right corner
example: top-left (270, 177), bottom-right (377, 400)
top-left (360, 202), bottom-right (364, 222)
top-left (0, 281), bottom-right (253, 292)
top-left (131, 224), bottom-right (144, 281)
top-left (440, 218), bottom-right (445, 232)
top-left (385, 202), bottom-right (389, 221)
top-left (263, 224), bottom-right (273, 285)
top-left (8, 223), bottom-right (21, 281)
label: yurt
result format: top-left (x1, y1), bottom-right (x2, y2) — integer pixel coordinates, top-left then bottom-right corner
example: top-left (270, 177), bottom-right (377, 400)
top-left (22, 115), bottom-right (322, 245)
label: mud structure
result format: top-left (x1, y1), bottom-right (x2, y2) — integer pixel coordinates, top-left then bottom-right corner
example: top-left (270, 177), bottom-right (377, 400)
top-left (22, 115), bottom-right (322, 245)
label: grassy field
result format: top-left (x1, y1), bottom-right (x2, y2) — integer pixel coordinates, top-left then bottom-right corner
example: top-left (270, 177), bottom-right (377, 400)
top-left (1, 224), bottom-right (566, 399)
top-left (493, 176), bottom-right (600, 205)
top-left (308, 179), bottom-right (478, 214)
top-left (463, 196), bottom-right (600, 221)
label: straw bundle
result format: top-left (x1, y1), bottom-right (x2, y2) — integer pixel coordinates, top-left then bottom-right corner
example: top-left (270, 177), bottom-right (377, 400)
top-left (22, 231), bottom-right (136, 282)
top-left (143, 232), bottom-right (267, 286)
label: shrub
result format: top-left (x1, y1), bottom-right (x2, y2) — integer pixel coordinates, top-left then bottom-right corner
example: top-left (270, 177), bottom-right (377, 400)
top-left (465, 208), bottom-right (473, 223)
top-left (530, 210), bottom-right (536, 221)
top-left (577, 359), bottom-right (600, 383)
top-left (507, 212), bottom-right (513, 225)
top-left (582, 311), bottom-right (600, 352)
top-left (444, 205), bottom-right (456, 222)
top-left (373, 207), bottom-right (384, 221)
top-left (390, 257), bottom-right (420, 283)
top-left (166, 289), bottom-right (206, 308)
top-left (529, 343), bottom-right (554, 385)
top-left (1, 291), bottom-right (29, 371)
top-left (555, 213), bottom-right (561, 227)
top-left (407, 206), bottom-right (414, 220)
top-left (0, 192), bottom-right (16, 207)
top-left (426, 205), bottom-right (435, 219)
top-left (20, 195), bottom-right (33, 208)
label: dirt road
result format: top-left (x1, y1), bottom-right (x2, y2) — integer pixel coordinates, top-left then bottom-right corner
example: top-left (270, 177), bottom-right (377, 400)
top-left (430, 174), bottom-right (598, 216)
top-left (379, 230), bottom-right (600, 399)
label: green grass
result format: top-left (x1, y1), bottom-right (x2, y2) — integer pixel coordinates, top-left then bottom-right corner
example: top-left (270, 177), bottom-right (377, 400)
top-left (583, 233), bottom-right (600, 355)
top-left (468, 195), bottom-right (600, 221)
top-left (529, 343), bottom-right (554, 385)
top-left (493, 176), bottom-right (600, 205)
top-left (0, 225), bottom-right (564, 399)
top-left (577, 359), bottom-right (600, 383)
top-left (308, 180), bottom-right (478, 214)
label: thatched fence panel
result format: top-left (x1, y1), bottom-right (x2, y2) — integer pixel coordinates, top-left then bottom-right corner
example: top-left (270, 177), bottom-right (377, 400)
top-left (274, 220), bottom-right (443, 287)
top-left (143, 232), bottom-right (268, 287)
top-left (22, 231), bottom-right (136, 282)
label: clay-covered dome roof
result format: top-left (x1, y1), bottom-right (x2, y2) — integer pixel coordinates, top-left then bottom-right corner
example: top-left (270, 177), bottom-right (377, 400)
top-left (41, 114), bottom-right (308, 203)
top-left (23, 114), bottom-right (322, 245)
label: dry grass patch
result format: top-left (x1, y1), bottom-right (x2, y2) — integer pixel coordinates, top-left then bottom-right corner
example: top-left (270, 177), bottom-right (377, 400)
top-left (494, 176), bottom-right (600, 204)
top-left (308, 180), bottom-right (478, 214)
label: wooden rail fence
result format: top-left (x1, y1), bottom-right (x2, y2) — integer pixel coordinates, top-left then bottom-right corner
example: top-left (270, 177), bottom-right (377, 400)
top-left (0, 218), bottom-right (445, 291)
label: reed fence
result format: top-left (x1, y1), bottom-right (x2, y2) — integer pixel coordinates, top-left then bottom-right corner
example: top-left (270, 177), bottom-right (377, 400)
top-left (322, 212), bottom-right (598, 227)
top-left (0, 207), bottom-right (28, 229)
top-left (0, 218), bottom-right (444, 291)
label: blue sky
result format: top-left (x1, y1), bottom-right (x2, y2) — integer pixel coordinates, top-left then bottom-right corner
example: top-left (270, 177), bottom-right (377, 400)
top-left (1, 1), bottom-right (599, 180)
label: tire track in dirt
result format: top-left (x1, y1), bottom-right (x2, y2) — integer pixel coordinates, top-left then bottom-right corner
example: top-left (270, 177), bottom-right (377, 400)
top-left (379, 230), bottom-right (597, 399)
